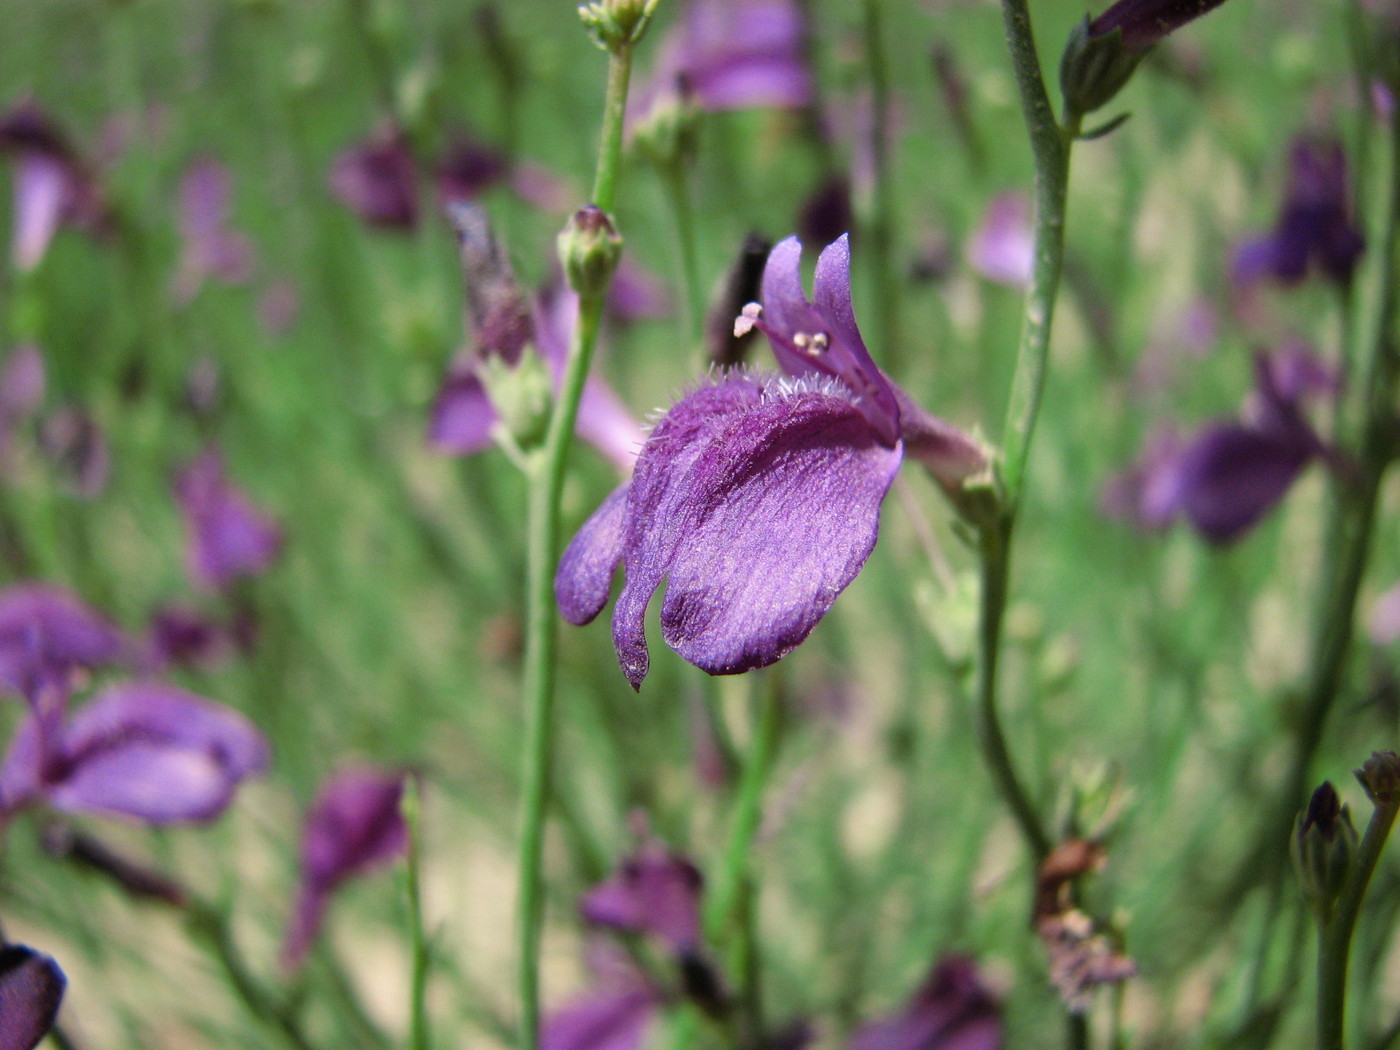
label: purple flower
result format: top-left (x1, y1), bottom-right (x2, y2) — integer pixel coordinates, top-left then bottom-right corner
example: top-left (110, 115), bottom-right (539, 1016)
top-left (145, 604), bottom-right (238, 673)
top-left (281, 766), bottom-right (409, 970)
top-left (543, 948), bottom-right (665, 1050)
top-left (0, 680), bottom-right (269, 824)
top-left (0, 101), bottom-right (105, 272)
top-left (1087, 0), bottom-right (1232, 52)
top-left (967, 193), bottom-right (1033, 288)
top-left (171, 156), bottom-right (255, 303)
top-left (581, 840), bottom-right (704, 954)
top-left (428, 205), bottom-right (643, 472)
top-left (849, 957), bottom-right (1001, 1050)
top-left (1234, 138), bottom-right (1365, 289)
top-left (0, 584), bottom-right (129, 704)
top-left (0, 943), bottom-right (66, 1050)
top-left (330, 128), bottom-right (419, 230)
top-left (174, 447), bottom-right (284, 592)
top-left (630, 0), bottom-right (812, 129)
top-left (1103, 349), bottom-right (1332, 544)
top-left (557, 235), bottom-right (985, 688)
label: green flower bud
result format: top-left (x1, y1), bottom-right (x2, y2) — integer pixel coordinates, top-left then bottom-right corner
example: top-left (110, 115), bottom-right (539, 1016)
top-left (480, 346), bottom-right (553, 454)
top-left (1058, 17), bottom-right (1145, 122)
top-left (579, 0), bottom-right (659, 53)
top-left (1292, 782), bottom-right (1358, 921)
top-left (558, 206), bottom-right (623, 300)
top-left (633, 90), bottom-right (702, 171)
top-left (1356, 751), bottom-right (1400, 809)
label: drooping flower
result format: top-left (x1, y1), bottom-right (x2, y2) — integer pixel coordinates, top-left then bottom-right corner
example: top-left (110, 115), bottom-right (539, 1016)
top-left (329, 127), bottom-right (419, 230)
top-left (171, 156), bottom-right (255, 303)
top-left (0, 942), bottom-right (66, 1050)
top-left (1234, 138), bottom-right (1365, 289)
top-left (428, 204), bottom-right (644, 471)
top-left (628, 0), bottom-right (812, 131)
top-left (849, 956), bottom-right (1001, 1050)
top-left (0, 584), bottom-right (130, 704)
top-left (557, 235), bottom-right (986, 688)
top-left (281, 766), bottom-right (409, 970)
top-left (967, 193), bottom-right (1033, 288)
top-left (1102, 347), bottom-right (1333, 544)
top-left (174, 447), bottom-right (284, 592)
top-left (0, 101), bottom-right (105, 272)
top-left (0, 681), bottom-right (268, 824)
top-left (1086, 0), bottom-right (1233, 52)
top-left (581, 839), bottom-right (705, 955)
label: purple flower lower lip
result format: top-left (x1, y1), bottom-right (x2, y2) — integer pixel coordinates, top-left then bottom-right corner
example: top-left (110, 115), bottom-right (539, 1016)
top-left (581, 840), bottom-right (705, 954)
top-left (0, 583), bottom-right (130, 703)
top-left (0, 942), bottom-right (66, 1050)
top-left (174, 447), bottom-right (284, 592)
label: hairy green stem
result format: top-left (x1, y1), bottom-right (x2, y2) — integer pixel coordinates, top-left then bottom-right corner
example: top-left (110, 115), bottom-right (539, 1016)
top-left (515, 39), bottom-right (637, 1050)
top-left (1318, 798), bottom-right (1400, 1050)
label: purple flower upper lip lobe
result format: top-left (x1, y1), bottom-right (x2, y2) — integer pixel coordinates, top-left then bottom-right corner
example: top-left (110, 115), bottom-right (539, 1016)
top-left (557, 235), bottom-right (984, 689)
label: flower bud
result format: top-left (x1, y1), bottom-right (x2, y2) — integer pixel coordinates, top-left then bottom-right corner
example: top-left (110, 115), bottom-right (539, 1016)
top-left (558, 206), bottom-right (623, 300)
top-left (1059, 17), bottom-right (1144, 120)
top-left (480, 345), bottom-right (553, 453)
top-left (1292, 782), bottom-right (1358, 919)
top-left (1356, 750), bottom-right (1400, 808)
top-left (633, 87), bottom-right (702, 171)
top-left (579, 0), bottom-right (657, 53)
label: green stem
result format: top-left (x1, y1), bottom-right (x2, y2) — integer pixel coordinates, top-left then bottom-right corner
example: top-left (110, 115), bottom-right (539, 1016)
top-left (859, 0), bottom-right (900, 357)
top-left (515, 39), bottom-right (637, 1050)
top-left (659, 161), bottom-right (705, 354)
top-left (1318, 798), bottom-right (1400, 1050)
top-left (404, 777), bottom-right (431, 1050)
top-left (975, 520), bottom-right (1051, 861)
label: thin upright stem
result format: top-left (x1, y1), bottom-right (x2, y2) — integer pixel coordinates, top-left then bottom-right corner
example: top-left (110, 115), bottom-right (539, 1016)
top-left (860, 0), bottom-right (900, 358)
top-left (659, 161), bottom-right (705, 353)
top-left (515, 37), bottom-right (638, 1050)
top-left (404, 778), bottom-right (431, 1050)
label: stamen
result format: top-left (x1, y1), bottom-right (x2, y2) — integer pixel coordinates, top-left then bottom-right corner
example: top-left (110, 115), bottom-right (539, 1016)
top-left (792, 332), bottom-right (810, 349)
top-left (810, 331), bottom-right (829, 351)
top-left (732, 301), bottom-right (762, 338)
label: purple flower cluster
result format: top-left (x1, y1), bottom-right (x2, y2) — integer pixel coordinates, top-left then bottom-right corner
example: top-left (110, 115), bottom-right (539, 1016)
top-left (557, 235), bottom-right (984, 688)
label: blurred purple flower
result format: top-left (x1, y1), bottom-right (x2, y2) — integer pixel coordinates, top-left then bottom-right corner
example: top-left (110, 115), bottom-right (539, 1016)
top-left (796, 175), bottom-right (855, 253)
top-left (0, 345), bottom-right (45, 466)
top-left (145, 604), bottom-right (238, 673)
top-left (429, 204), bottom-right (643, 471)
top-left (543, 948), bottom-right (665, 1050)
top-left (281, 766), bottom-right (408, 970)
top-left (1087, 0), bottom-right (1232, 52)
top-left (582, 840), bottom-right (704, 954)
top-left (1234, 138), bottom-right (1365, 289)
top-left (1103, 349), bottom-right (1333, 544)
top-left (0, 680), bottom-right (268, 824)
top-left (557, 234), bottom-right (986, 688)
top-left (607, 257), bottom-right (673, 325)
top-left (0, 101), bottom-right (105, 272)
top-left (436, 135), bottom-right (576, 215)
top-left (257, 279), bottom-right (301, 335)
top-left (174, 448), bottom-right (284, 592)
top-left (1368, 582), bottom-right (1400, 646)
top-left (0, 584), bottom-right (129, 704)
top-left (967, 193), bottom-right (1033, 288)
top-left (0, 942), bottom-right (66, 1050)
top-left (37, 405), bottom-right (108, 498)
top-left (630, 0), bottom-right (812, 128)
top-left (330, 128), bottom-right (419, 231)
top-left (849, 956), bottom-right (1001, 1050)
top-left (172, 156), bottom-right (255, 303)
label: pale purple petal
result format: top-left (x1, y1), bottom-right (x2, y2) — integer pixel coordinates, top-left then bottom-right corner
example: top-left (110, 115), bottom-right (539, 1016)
top-left (849, 956), bottom-right (1001, 1050)
top-left (427, 367), bottom-right (498, 455)
top-left (968, 193), bottom-right (1033, 288)
top-left (1368, 582), bottom-right (1400, 646)
top-left (172, 156), bottom-right (255, 301)
top-left (557, 483), bottom-right (632, 626)
top-left (542, 984), bottom-right (661, 1050)
top-left (581, 841), bottom-right (704, 953)
top-left (612, 375), bottom-right (767, 687)
top-left (0, 346), bottom-right (46, 419)
top-left (607, 258), bottom-right (672, 323)
top-left (1099, 426), bottom-right (1187, 530)
top-left (280, 883), bottom-right (332, 972)
top-left (0, 944), bottom-right (65, 1050)
top-left (650, 388), bottom-right (902, 680)
top-left (9, 154), bottom-right (68, 273)
top-left (678, 0), bottom-right (811, 111)
top-left (175, 448), bottom-right (283, 591)
top-left (0, 584), bottom-right (128, 701)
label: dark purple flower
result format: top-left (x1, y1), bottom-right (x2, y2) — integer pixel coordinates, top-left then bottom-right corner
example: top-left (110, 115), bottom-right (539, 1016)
top-left (582, 840), bottom-right (704, 954)
top-left (436, 135), bottom-right (576, 214)
top-left (967, 193), bottom-right (1033, 288)
top-left (174, 447), bottom-right (283, 592)
top-left (429, 205), bottom-right (643, 471)
top-left (0, 584), bottom-right (129, 704)
top-left (37, 405), bottom-right (109, 498)
top-left (0, 943), bottom-right (66, 1050)
top-left (557, 235), bottom-right (985, 688)
top-left (330, 128), bottom-right (419, 230)
top-left (0, 680), bottom-right (269, 824)
top-left (1234, 138), bottom-right (1365, 289)
top-left (1087, 0), bottom-right (1232, 52)
top-left (1103, 349), bottom-right (1332, 544)
top-left (0, 101), bottom-right (105, 272)
top-left (543, 948), bottom-right (664, 1050)
top-left (281, 766), bottom-right (408, 970)
top-left (796, 175), bottom-right (854, 253)
top-left (146, 604), bottom-right (237, 673)
top-left (849, 956), bottom-right (1001, 1050)
top-left (630, 0), bottom-right (812, 129)
top-left (171, 156), bottom-right (255, 303)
